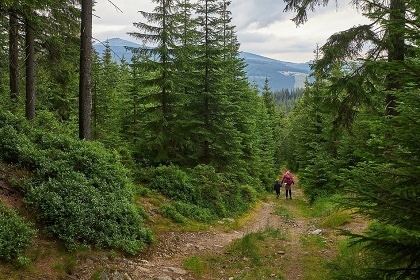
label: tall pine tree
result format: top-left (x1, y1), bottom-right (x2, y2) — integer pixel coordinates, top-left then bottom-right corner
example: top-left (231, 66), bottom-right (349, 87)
top-left (129, 0), bottom-right (184, 164)
top-left (283, 0), bottom-right (420, 277)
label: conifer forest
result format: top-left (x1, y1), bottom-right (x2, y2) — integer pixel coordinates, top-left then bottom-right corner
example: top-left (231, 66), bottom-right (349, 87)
top-left (0, 0), bottom-right (419, 279)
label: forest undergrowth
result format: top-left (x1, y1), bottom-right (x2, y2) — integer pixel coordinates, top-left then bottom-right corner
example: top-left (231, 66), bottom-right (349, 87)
top-left (1, 169), bottom-right (369, 279)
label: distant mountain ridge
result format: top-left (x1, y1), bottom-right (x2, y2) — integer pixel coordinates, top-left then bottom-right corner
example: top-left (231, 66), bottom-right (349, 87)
top-left (93, 38), bottom-right (312, 91)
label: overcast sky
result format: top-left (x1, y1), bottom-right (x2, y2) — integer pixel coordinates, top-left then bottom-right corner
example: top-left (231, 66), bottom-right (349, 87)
top-left (93, 0), bottom-right (370, 63)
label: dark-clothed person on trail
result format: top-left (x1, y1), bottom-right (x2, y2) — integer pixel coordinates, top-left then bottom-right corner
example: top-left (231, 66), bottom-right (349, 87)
top-left (273, 179), bottom-right (281, 199)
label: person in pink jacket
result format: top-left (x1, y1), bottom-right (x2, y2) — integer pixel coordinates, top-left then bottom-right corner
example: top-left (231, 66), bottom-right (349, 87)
top-left (281, 170), bottom-right (295, 199)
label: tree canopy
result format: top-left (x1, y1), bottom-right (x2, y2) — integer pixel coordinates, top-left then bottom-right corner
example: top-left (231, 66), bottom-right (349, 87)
top-left (282, 0), bottom-right (420, 278)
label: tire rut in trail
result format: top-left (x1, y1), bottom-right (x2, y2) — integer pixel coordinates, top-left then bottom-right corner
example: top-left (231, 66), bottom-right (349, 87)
top-left (279, 186), bottom-right (309, 280)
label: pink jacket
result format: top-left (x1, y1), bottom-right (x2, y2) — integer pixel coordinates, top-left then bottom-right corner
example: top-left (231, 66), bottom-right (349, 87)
top-left (281, 172), bottom-right (294, 185)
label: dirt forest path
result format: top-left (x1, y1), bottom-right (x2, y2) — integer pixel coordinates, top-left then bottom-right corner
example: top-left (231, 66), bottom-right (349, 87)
top-left (70, 181), bottom-right (333, 280)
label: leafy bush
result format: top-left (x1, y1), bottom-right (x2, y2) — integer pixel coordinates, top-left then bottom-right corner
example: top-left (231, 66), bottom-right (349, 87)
top-left (328, 241), bottom-right (374, 279)
top-left (148, 164), bottom-right (260, 222)
top-left (0, 205), bottom-right (36, 261)
top-left (172, 201), bottom-right (217, 223)
top-left (25, 172), bottom-right (153, 254)
top-left (160, 204), bottom-right (187, 224)
top-left (150, 165), bottom-right (197, 203)
top-left (0, 111), bottom-right (153, 254)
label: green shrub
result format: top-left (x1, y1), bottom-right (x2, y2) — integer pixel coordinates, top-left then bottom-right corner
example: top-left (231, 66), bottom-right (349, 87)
top-left (239, 184), bottom-right (258, 203)
top-left (147, 164), bottom-right (260, 222)
top-left (25, 170), bottom-right (153, 254)
top-left (173, 201), bottom-right (217, 222)
top-left (0, 111), bottom-right (154, 254)
top-left (0, 205), bottom-right (36, 261)
top-left (190, 165), bottom-right (259, 216)
top-left (160, 205), bottom-right (187, 224)
top-left (150, 165), bottom-right (197, 203)
top-left (328, 241), bottom-right (374, 279)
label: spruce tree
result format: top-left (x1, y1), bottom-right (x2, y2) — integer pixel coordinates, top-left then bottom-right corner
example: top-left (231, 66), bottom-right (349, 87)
top-left (1, 0), bottom-right (80, 120)
top-left (8, 9), bottom-right (19, 101)
top-left (189, 0), bottom-right (243, 169)
top-left (283, 0), bottom-right (420, 276)
top-left (166, 0), bottom-right (201, 166)
top-left (91, 42), bottom-right (125, 147)
top-left (0, 17), bottom-right (8, 98)
top-left (24, 15), bottom-right (35, 120)
top-left (35, 1), bottom-right (80, 122)
top-left (129, 0), bottom-right (183, 164)
top-left (122, 51), bottom-right (149, 155)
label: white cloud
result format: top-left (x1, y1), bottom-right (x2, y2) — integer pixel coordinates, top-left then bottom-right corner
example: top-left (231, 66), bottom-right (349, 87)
top-left (92, 0), bottom-right (371, 63)
top-left (93, 0), bottom-right (154, 42)
top-left (232, 0), bottom-right (370, 62)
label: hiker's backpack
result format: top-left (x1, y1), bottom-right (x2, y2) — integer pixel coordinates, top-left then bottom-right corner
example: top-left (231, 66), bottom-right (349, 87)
top-left (284, 174), bottom-right (292, 185)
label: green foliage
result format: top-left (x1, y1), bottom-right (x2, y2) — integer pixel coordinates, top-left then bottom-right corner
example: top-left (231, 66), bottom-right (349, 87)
top-left (160, 205), bottom-right (188, 224)
top-left (334, 87), bottom-right (420, 279)
top-left (0, 205), bottom-right (36, 261)
top-left (272, 87), bottom-right (304, 113)
top-left (15, 256), bottom-right (32, 268)
top-left (25, 171), bottom-right (151, 254)
top-left (150, 165), bottom-right (196, 203)
top-left (281, 80), bottom-right (344, 202)
top-left (172, 201), bottom-right (217, 223)
top-left (227, 233), bottom-right (263, 266)
top-left (123, 0), bottom-right (280, 186)
top-left (161, 201), bottom-right (217, 224)
top-left (183, 256), bottom-right (206, 277)
top-left (0, 111), bottom-right (153, 254)
top-left (147, 164), bottom-right (259, 222)
top-left (308, 194), bottom-right (341, 218)
top-left (328, 241), bottom-right (375, 280)
top-left (279, 0), bottom-right (420, 275)
top-left (91, 46), bottom-right (129, 151)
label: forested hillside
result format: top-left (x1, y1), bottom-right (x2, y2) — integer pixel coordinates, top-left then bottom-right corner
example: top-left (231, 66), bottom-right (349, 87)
top-left (93, 38), bottom-right (312, 91)
top-left (0, 0), bottom-right (281, 266)
top-left (0, 0), bottom-right (419, 279)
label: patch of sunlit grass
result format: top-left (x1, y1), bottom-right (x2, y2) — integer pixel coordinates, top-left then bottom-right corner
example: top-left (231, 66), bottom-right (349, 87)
top-left (183, 256), bottom-right (207, 277)
top-left (328, 240), bottom-right (374, 279)
top-left (274, 205), bottom-right (293, 220)
top-left (322, 210), bottom-right (352, 228)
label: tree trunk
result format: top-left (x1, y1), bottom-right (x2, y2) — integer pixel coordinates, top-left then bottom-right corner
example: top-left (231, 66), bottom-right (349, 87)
top-left (25, 19), bottom-right (35, 120)
top-left (9, 11), bottom-right (19, 100)
top-left (92, 80), bottom-right (97, 139)
top-left (79, 0), bottom-right (93, 140)
top-left (386, 0), bottom-right (405, 116)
